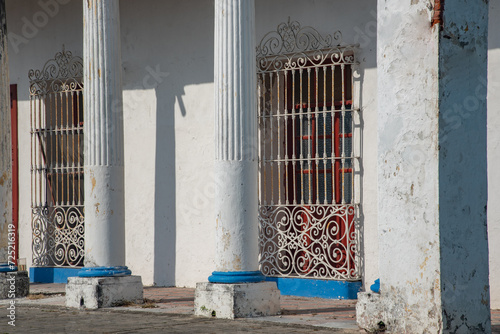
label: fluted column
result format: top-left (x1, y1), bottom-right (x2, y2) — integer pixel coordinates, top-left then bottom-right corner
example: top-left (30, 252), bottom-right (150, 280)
top-left (0, 0), bottom-right (12, 265)
top-left (82, 0), bottom-right (127, 273)
top-left (209, 0), bottom-right (262, 283)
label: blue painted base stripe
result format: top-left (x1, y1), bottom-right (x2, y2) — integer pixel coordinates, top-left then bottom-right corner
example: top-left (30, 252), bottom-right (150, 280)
top-left (208, 271), bottom-right (265, 284)
top-left (30, 267), bottom-right (82, 283)
top-left (266, 277), bottom-right (362, 299)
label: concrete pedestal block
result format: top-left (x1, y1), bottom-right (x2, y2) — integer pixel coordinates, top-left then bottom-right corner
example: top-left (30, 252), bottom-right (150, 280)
top-left (66, 275), bottom-right (143, 309)
top-left (194, 281), bottom-right (280, 319)
top-left (356, 292), bottom-right (387, 332)
top-left (0, 271), bottom-right (29, 299)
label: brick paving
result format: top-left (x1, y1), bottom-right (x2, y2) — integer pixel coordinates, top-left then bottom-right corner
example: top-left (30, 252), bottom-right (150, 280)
top-left (3, 283), bottom-right (500, 333)
top-left (493, 308), bottom-right (500, 333)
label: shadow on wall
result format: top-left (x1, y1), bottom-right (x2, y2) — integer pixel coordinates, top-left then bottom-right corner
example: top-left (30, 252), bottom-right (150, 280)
top-left (120, 0), bottom-right (214, 286)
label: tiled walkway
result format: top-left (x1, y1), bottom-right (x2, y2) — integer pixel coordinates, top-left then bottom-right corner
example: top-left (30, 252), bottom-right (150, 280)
top-left (26, 283), bottom-right (500, 332)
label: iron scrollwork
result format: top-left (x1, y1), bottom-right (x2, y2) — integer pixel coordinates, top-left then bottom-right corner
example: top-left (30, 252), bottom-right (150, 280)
top-left (256, 20), bottom-right (360, 281)
top-left (30, 48), bottom-right (85, 268)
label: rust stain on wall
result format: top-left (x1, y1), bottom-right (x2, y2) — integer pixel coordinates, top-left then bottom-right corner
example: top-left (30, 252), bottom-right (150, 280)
top-left (432, 0), bottom-right (444, 30)
top-left (233, 256), bottom-right (242, 271)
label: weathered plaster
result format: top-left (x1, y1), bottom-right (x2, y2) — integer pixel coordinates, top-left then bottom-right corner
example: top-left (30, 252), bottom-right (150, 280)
top-left (376, 1), bottom-right (442, 330)
top-left (194, 282), bottom-right (280, 319)
top-left (66, 275), bottom-right (143, 309)
top-left (367, 0), bottom-right (491, 332)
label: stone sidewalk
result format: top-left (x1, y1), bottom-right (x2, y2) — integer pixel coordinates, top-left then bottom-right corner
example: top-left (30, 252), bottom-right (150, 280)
top-left (0, 283), bottom-right (498, 333)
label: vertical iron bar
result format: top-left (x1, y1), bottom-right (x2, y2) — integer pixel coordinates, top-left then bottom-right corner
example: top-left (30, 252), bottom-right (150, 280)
top-left (299, 69), bottom-right (304, 205)
top-left (33, 96), bottom-right (37, 208)
top-left (78, 91), bottom-right (82, 206)
top-left (38, 96), bottom-right (42, 207)
top-left (277, 71), bottom-right (281, 206)
top-left (284, 70), bottom-right (289, 205)
top-left (270, 72), bottom-right (274, 206)
top-left (331, 64), bottom-right (335, 204)
top-left (262, 73), bottom-right (267, 206)
top-left (292, 70), bottom-right (297, 205)
top-left (323, 66), bottom-right (327, 204)
top-left (257, 73), bottom-right (262, 206)
top-left (307, 68), bottom-right (312, 205)
top-left (350, 64), bottom-right (355, 204)
top-left (341, 63), bottom-right (346, 205)
top-left (42, 94), bottom-right (47, 208)
top-left (72, 92), bottom-right (76, 206)
top-left (30, 96), bottom-right (33, 210)
top-left (66, 91), bottom-right (70, 206)
top-left (50, 93), bottom-right (55, 206)
top-left (315, 66), bottom-right (319, 205)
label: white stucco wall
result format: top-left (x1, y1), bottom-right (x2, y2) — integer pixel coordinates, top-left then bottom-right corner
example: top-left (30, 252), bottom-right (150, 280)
top-left (488, 0), bottom-right (500, 310)
top-left (6, 0), bottom-right (378, 289)
top-left (119, 0), bottom-right (216, 287)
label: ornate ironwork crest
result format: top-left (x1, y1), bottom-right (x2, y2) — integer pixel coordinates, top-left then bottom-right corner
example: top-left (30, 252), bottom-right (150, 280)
top-left (257, 19), bottom-right (356, 73)
top-left (257, 18), bottom-right (341, 58)
top-left (29, 47), bottom-right (83, 95)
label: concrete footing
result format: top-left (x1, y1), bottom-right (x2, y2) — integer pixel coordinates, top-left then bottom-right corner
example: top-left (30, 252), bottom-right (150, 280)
top-left (66, 275), bottom-right (143, 309)
top-left (194, 281), bottom-right (280, 319)
top-left (0, 271), bottom-right (29, 299)
top-left (356, 292), bottom-right (387, 332)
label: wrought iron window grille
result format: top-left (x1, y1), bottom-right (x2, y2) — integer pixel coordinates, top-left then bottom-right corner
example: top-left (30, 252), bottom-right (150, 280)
top-left (29, 48), bottom-right (85, 267)
top-left (257, 19), bottom-right (361, 281)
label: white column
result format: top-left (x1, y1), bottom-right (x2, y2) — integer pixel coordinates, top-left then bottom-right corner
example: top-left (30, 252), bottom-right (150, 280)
top-left (212, 0), bottom-right (260, 278)
top-left (83, 0), bottom-right (125, 268)
top-left (194, 0), bottom-right (280, 319)
top-left (357, 1), bottom-right (490, 332)
top-left (0, 0), bottom-right (12, 264)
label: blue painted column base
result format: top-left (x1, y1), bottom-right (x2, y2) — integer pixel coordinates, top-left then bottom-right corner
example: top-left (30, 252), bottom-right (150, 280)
top-left (208, 271), bottom-right (265, 284)
top-left (370, 278), bottom-right (380, 293)
top-left (0, 263), bottom-right (17, 272)
top-left (78, 266), bottom-right (132, 277)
